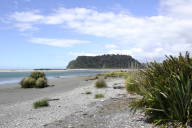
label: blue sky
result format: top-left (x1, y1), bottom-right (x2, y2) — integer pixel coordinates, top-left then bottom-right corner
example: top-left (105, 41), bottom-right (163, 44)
top-left (0, 0), bottom-right (191, 69)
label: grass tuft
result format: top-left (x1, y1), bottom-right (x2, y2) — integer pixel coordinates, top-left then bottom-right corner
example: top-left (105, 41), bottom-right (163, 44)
top-left (95, 78), bottom-right (107, 88)
top-left (33, 99), bottom-right (49, 109)
top-left (125, 72), bottom-right (141, 94)
top-left (30, 72), bottom-right (46, 80)
top-left (95, 94), bottom-right (104, 99)
top-left (20, 72), bottom-right (48, 88)
top-left (20, 77), bottom-right (36, 88)
top-left (35, 78), bottom-right (47, 88)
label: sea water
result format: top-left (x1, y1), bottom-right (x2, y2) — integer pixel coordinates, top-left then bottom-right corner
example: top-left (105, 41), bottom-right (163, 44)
top-left (0, 70), bottom-right (108, 85)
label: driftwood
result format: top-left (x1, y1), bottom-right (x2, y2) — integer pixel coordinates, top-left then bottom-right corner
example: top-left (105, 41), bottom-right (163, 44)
top-left (47, 98), bottom-right (60, 101)
top-left (48, 85), bottom-right (55, 87)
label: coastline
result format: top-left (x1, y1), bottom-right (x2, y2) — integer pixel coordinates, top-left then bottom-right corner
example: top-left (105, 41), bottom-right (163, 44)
top-left (0, 69), bottom-right (111, 85)
top-left (0, 69), bottom-right (67, 72)
top-left (0, 76), bottom-right (151, 128)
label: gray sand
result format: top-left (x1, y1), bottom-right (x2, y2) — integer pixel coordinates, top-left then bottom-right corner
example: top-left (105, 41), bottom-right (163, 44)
top-left (0, 77), bottom-right (91, 105)
top-left (0, 77), bottom-right (152, 128)
top-left (45, 96), bottom-right (151, 128)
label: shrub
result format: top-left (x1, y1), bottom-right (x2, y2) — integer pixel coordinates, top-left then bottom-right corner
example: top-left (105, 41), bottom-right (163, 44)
top-left (95, 94), bottom-right (104, 99)
top-left (20, 77), bottom-right (36, 88)
top-left (130, 52), bottom-right (192, 126)
top-left (95, 78), bottom-right (107, 88)
top-left (30, 72), bottom-right (46, 80)
top-left (35, 78), bottom-right (47, 88)
top-left (33, 99), bottom-right (49, 109)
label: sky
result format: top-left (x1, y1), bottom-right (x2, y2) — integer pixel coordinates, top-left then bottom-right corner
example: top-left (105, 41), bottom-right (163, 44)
top-left (0, 0), bottom-right (192, 69)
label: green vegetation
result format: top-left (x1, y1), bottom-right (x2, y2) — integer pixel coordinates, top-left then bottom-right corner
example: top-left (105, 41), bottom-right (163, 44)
top-left (85, 91), bottom-right (92, 94)
top-left (126, 52), bottom-right (192, 127)
top-left (95, 94), bottom-right (104, 99)
top-left (33, 99), bottom-right (49, 109)
top-left (30, 72), bottom-right (46, 80)
top-left (20, 77), bottom-right (36, 88)
top-left (97, 70), bottom-right (131, 79)
top-left (95, 78), bottom-right (107, 88)
top-left (67, 54), bottom-right (143, 69)
top-left (20, 72), bottom-right (48, 88)
top-left (125, 72), bottom-right (140, 94)
top-left (35, 78), bottom-right (48, 88)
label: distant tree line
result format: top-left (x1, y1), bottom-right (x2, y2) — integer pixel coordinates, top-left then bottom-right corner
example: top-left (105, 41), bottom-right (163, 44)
top-left (67, 54), bottom-right (144, 69)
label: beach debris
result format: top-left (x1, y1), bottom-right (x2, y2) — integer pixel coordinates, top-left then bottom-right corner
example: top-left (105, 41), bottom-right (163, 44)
top-left (82, 91), bottom-right (92, 94)
top-left (113, 86), bottom-right (125, 89)
top-left (48, 84), bottom-right (55, 87)
top-left (75, 111), bottom-right (83, 113)
top-left (85, 76), bottom-right (98, 81)
top-left (82, 113), bottom-right (88, 116)
top-left (111, 97), bottom-right (120, 100)
top-left (43, 124), bottom-right (48, 127)
top-left (47, 98), bottom-right (60, 101)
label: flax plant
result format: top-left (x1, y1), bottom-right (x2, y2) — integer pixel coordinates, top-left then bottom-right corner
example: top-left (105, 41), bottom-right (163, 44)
top-left (129, 52), bottom-right (192, 126)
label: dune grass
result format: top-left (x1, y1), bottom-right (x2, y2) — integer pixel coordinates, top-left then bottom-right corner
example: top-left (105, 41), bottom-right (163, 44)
top-left (96, 70), bottom-right (131, 79)
top-left (35, 77), bottom-right (47, 88)
top-left (20, 77), bottom-right (36, 88)
top-left (33, 99), bottom-right (49, 109)
top-left (20, 72), bottom-right (48, 88)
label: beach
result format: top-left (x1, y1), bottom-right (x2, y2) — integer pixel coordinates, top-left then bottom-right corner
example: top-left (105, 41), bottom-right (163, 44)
top-left (0, 76), bottom-right (151, 128)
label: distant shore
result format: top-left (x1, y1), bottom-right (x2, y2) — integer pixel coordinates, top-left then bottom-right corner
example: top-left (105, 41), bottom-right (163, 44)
top-left (0, 68), bottom-right (137, 72)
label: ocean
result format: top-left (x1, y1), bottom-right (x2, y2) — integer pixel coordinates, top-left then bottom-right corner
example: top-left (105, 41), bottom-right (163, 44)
top-left (0, 70), bottom-right (109, 85)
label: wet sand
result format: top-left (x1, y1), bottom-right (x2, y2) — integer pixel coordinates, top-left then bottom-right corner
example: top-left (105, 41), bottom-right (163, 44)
top-left (0, 76), bottom-right (91, 105)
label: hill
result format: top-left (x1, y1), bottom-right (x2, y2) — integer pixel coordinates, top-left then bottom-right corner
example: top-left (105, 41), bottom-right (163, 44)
top-left (67, 54), bottom-right (143, 69)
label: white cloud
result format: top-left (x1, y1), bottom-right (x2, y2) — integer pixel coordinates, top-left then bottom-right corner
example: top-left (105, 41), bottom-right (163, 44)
top-left (104, 44), bottom-right (117, 49)
top-left (7, 0), bottom-right (192, 61)
top-left (10, 10), bottom-right (44, 22)
top-left (160, 0), bottom-right (192, 19)
top-left (15, 23), bottom-right (38, 31)
top-left (30, 38), bottom-right (90, 47)
top-left (69, 52), bottom-right (102, 57)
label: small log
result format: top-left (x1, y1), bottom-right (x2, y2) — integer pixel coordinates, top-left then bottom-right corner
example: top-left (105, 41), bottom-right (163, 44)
top-left (47, 98), bottom-right (60, 101)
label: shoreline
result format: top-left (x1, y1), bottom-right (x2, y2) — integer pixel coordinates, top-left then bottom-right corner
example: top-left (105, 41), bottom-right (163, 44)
top-left (0, 75), bottom-right (85, 86)
top-left (0, 69), bottom-right (111, 85)
top-left (0, 76), bottom-right (92, 105)
top-left (0, 69), bottom-right (132, 85)
top-left (0, 76), bottom-right (151, 128)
